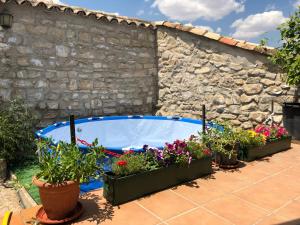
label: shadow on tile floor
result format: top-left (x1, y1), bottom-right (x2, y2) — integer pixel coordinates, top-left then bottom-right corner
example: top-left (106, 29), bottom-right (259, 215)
top-left (77, 193), bottom-right (114, 224)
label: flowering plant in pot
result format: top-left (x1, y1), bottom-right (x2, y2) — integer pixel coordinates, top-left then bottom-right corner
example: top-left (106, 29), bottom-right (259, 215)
top-left (202, 122), bottom-right (239, 168)
top-left (254, 124), bottom-right (289, 142)
top-left (33, 138), bottom-right (105, 220)
top-left (111, 139), bottom-right (212, 177)
top-left (104, 138), bottom-right (212, 205)
top-left (238, 125), bottom-right (291, 161)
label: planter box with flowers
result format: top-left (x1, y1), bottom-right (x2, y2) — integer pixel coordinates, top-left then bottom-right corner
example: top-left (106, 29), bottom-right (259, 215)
top-left (103, 139), bottom-right (212, 206)
top-left (238, 125), bottom-right (292, 162)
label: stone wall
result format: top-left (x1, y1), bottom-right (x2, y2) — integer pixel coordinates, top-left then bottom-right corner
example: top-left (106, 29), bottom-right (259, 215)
top-left (0, 2), bottom-right (297, 128)
top-left (0, 2), bottom-right (157, 126)
top-left (156, 27), bottom-right (298, 128)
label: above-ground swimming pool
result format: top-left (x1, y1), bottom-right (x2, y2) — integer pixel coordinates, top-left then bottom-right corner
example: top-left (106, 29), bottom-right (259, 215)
top-left (36, 115), bottom-right (204, 192)
top-left (36, 115), bottom-right (204, 153)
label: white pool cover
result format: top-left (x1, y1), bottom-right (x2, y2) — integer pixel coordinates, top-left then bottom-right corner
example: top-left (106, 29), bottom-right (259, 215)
top-left (36, 116), bottom-right (203, 152)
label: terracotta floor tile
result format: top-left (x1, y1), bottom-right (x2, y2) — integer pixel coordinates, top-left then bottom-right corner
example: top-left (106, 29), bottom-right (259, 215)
top-left (167, 207), bottom-right (233, 225)
top-left (137, 190), bottom-right (197, 220)
top-left (171, 180), bottom-right (226, 205)
top-left (197, 171), bottom-right (251, 193)
top-left (251, 161), bottom-right (287, 175)
top-left (230, 167), bottom-right (270, 183)
top-left (275, 200), bottom-right (300, 221)
top-left (19, 206), bottom-right (40, 224)
top-left (3, 214), bottom-right (24, 225)
top-left (234, 178), bottom-right (298, 211)
top-left (74, 190), bottom-right (160, 225)
top-left (255, 214), bottom-right (292, 225)
top-left (203, 195), bottom-right (267, 225)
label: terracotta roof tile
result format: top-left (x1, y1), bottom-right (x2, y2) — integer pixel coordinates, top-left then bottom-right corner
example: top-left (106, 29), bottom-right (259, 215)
top-left (1, 0), bottom-right (154, 28)
top-left (0, 0), bottom-right (275, 55)
top-left (203, 31), bottom-right (221, 41)
top-left (219, 37), bottom-right (238, 46)
top-left (189, 28), bottom-right (208, 36)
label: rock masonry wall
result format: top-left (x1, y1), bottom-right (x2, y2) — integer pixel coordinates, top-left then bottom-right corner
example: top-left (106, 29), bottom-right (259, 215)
top-left (156, 27), bottom-right (298, 128)
top-left (0, 2), bottom-right (157, 126)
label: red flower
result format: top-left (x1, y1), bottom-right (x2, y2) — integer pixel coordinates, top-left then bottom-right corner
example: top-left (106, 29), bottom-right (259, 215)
top-left (203, 149), bottom-right (212, 156)
top-left (117, 161), bottom-right (127, 166)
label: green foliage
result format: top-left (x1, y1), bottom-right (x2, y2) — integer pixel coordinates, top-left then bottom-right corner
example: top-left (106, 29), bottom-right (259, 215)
top-left (235, 129), bottom-right (266, 149)
top-left (12, 161), bottom-right (41, 203)
top-left (187, 138), bottom-right (211, 159)
top-left (36, 139), bottom-right (106, 184)
top-left (112, 153), bottom-right (147, 176)
top-left (0, 99), bottom-right (37, 162)
top-left (271, 8), bottom-right (300, 85)
top-left (259, 38), bottom-right (269, 46)
top-left (202, 121), bottom-right (238, 159)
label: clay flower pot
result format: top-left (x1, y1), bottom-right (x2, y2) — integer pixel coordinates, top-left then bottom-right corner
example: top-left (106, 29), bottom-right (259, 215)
top-left (33, 177), bottom-right (80, 220)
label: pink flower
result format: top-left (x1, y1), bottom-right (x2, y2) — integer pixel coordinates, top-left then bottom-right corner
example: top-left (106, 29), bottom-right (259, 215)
top-left (263, 130), bottom-right (270, 137)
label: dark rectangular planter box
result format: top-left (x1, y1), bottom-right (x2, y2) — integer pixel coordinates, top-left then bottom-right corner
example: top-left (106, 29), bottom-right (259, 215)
top-left (239, 137), bottom-right (292, 162)
top-left (103, 157), bottom-right (212, 205)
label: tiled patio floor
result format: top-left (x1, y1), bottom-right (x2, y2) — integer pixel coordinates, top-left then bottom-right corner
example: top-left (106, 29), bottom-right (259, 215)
top-left (5, 144), bottom-right (300, 225)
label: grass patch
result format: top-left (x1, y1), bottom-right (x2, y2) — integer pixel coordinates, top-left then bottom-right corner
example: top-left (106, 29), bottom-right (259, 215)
top-left (12, 161), bottom-right (41, 204)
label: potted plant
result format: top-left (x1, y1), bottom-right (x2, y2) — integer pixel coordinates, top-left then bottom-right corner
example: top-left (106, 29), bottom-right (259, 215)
top-left (33, 138), bottom-right (106, 221)
top-left (0, 99), bottom-right (37, 183)
top-left (202, 122), bottom-right (239, 169)
top-left (103, 139), bottom-right (212, 205)
top-left (270, 7), bottom-right (300, 140)
top-left (238, 125), bottom-right (291, 161)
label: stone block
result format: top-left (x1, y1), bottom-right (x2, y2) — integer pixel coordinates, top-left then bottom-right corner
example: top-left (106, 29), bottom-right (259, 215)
top-left (243, 84), bottom-right (263, 95)
top-left (56, 45), bottom-right (70, 58)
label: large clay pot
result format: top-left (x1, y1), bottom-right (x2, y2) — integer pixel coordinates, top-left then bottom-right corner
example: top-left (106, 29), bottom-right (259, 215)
top-left (33, 177), bottom-right (80, 220)
top-left (0, 159), bottom-right (7, 183)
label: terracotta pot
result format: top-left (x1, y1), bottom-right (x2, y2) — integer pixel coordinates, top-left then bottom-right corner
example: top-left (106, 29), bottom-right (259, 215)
top-left (0, 159), bottom-right (7, 183)
top-left (32, 177), bottom-right (80, 220)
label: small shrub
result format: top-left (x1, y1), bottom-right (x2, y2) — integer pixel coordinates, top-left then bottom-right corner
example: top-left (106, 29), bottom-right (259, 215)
top-left (0, 99), bottom-right (37, 163)
top-left (202, 121), bottom-right (239, 159)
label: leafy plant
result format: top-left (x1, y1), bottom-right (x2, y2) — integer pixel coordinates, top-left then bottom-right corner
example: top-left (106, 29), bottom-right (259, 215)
top-left (112, 152), bottom-right (147, 176)
top-left (0, 99), bottom-right (37, 163)
top-left (271, 7), bottom-right (300, 85)
top-left (236, 129), bottom-right (266, 149)
top-left (187, 135), bottom-right (212, 159)
top-left (36, 139), bottom-right (106, 184)
top-left (202, 121), bottom-right (238, 159)
top-left (259, 38), bottom-right (269, 47)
